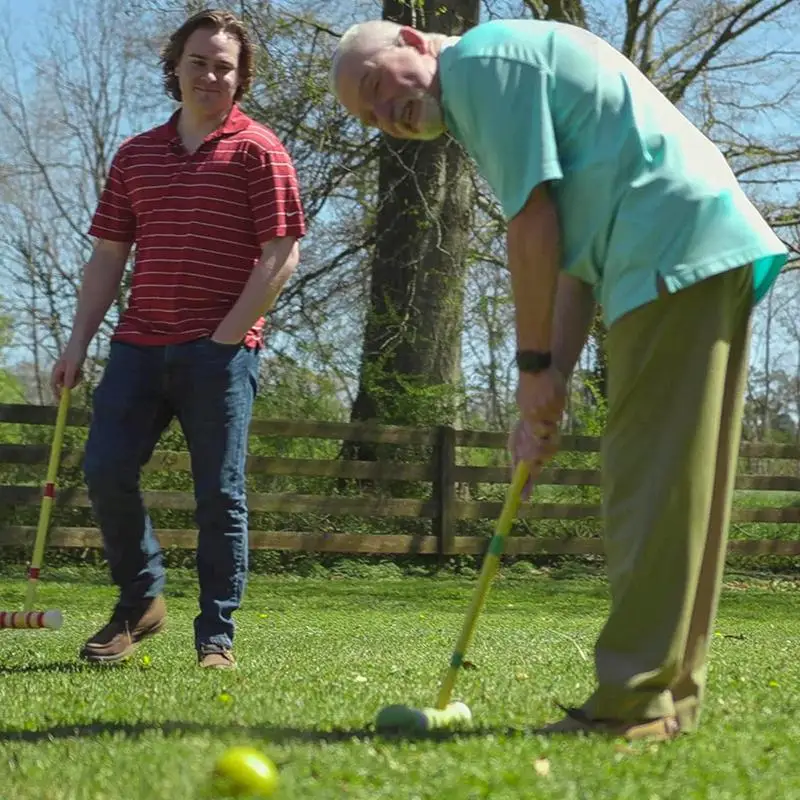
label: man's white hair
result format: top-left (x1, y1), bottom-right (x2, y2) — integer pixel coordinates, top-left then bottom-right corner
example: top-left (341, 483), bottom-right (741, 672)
top-left (329, 20), bottom-right (404, 98)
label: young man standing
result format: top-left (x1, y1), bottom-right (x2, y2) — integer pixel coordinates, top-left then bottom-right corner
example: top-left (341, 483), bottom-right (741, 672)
top-left (51, 9), bottom-right (305, 669)
top-left (330, 19), bottom-right (787, 738)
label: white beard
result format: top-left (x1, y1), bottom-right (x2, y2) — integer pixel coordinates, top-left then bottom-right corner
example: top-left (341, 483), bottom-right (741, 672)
top-left (412, 93), bottom-right (446, 140)
top-left (399, 91), bottom-right (446, 141)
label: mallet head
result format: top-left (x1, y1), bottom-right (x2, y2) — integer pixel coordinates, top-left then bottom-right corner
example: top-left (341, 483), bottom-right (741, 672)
top-left (0, 610), bottom-right (63, 630)
top-left (375, 701), bottom-right (472, 733)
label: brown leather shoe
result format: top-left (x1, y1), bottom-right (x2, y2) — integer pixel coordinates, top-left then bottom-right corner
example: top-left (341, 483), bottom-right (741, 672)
top-left (197, 649), bottom-right (236, 670)
top-left (538, 706), bottom-right (681, 742)
top-left (80, 596), bottom-right (166, 664)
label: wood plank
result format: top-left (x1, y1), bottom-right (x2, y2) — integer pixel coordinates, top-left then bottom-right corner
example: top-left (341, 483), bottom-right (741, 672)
top-left (739, 442), bottom-right (800, 459)
top-left (735, 475), bottom-right (800, 492)
top-left (1, 403), bottom-right (798, 458)
top-left (452, 465), bottom-right (800, 492)
top-left (454, 466), bottom-right (602, 485)
top-left (248, 418), bottom-right (436, 445)
top-left (448, 536), bottom-right (606, 555)
top-left (0, 526), bottom-right (105, 548)
top-left (455, 430), bottom-right (599, 451)
top-left (0, 486), bottom-right (435, 518)
top-left (242, 457), bottom-right (433, 481)
top-left (447, 537), bottom-right (800, 556)
top-left (455, 500), bottom-right (603, 520)
top-left (0, 448), bottom-right (87, 468)
top-left (0, 404), bottom-right (92, 426)
top-left (0, 446), bottom-right (434, 481)
top-left (0, 526), bottom-right (439, 554)
top-left (0, 445), bottom-right (176, 469)
top-left (0, 406), bottom-right (437, 445)
top-left (2, 445), bottom-right (798, 493)
top-left (3, 527), bottom-right (796, 556)
top-left (1, 484), bottom-right (796, 522)
top-left (732, 507), bottom-right (800, 523)
top-left (246, 532), bottom-right (438, 554)
top-left (456, 500), bottom-right (800, 523)
top-left (454, 429), bottom-right (798, 459)
top-left (726, 539), bottom-right (800, 555)
top-left (246, 494), bottom-right (435, 517)
top-left (0, 444), bottom-right (52, 464)
top-left (0, 485), bottom-right (90, 505)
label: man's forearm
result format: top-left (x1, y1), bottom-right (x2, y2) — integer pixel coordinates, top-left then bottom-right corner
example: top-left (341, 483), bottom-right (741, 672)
top-left (69, 245), bottom-right (128, 351)
top-left (213, 238), bottom-right (299, 343)
top-left (507, 186), bottom-right (561, 353)
top-left (551, 273), bottom-right (596, 378)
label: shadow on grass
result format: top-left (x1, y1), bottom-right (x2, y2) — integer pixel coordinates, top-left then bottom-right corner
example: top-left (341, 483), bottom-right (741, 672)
top-left (0, 719), bottom-right (534, 745)
top-left (0, 661), bottom-right (93, 676)
top-left (0, 570), bottom-right (199, 592)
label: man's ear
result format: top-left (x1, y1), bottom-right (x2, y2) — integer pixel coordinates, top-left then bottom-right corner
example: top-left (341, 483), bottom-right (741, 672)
top-left (398, 26), bottom-right (428, 53)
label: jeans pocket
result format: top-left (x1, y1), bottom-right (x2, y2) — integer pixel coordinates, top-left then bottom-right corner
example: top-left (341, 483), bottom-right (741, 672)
top-left (207, 336), bottom-right (243, 349)
top-left (204, 338), bottom-right (253, 364)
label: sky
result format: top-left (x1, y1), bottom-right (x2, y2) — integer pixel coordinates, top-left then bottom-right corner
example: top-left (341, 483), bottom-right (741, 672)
top-left (4, 0), bottom-right (46, 48)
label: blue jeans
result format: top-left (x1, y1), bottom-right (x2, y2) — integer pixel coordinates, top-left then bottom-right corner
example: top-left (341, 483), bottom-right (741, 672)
top-left (83, 338), bottom-right (259, 652)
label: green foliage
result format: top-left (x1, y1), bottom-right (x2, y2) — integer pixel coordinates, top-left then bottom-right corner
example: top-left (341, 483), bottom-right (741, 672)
top-left (361, 362), bottom-right (461, 427)
top-left (254, 357), bottom-right (348, 423)
top-left (0, 301), bottom-right (24, 405)
top-left (570, 372), bottom-right (608, 437)
top-left (0, 370), bottom-right (25, 404)
top-left (0, 295), bottom-right (16, 356)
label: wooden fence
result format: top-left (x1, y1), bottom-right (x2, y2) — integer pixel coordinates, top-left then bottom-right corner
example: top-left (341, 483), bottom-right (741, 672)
top-left (1, 403), bottom-right (799, 558)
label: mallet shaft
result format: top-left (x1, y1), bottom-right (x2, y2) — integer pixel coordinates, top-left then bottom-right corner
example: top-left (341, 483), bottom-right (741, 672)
top-left (435, 462), bottom-right (530, 709)
top-left (24, 388), bottom-right (71, 612)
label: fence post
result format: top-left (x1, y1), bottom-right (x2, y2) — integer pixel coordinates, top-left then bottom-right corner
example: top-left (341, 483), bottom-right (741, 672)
top-left (435, 425), bottom-right (456, 562)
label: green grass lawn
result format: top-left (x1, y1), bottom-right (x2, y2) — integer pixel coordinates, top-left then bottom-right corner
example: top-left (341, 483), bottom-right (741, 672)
top-left (1, 566), bottom-right (799, 799)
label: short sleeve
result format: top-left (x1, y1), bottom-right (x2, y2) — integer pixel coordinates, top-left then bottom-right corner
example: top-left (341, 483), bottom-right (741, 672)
top-left (88, 146), bottom-right (136, 241)
top-left (441, 56), bottom-right (563, 220)
top-left (244, 134), bottom-right (306, 245)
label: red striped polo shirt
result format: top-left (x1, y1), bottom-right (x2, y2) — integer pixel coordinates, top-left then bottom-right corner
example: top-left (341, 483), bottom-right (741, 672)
top-left (89, 104), bottom-right (306, 347)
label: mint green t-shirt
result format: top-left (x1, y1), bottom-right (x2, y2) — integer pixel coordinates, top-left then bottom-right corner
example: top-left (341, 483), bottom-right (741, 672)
top-left (439, 20), bottom-right (788, 327)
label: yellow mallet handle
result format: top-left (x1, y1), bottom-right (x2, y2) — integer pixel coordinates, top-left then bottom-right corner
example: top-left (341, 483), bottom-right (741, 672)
top-left (435, 461), bottom-right (531, 709)
top-left (24, 387), bottom-right (71, 612)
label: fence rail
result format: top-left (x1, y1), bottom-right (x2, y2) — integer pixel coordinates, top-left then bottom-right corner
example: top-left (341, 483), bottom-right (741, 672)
top-left (1, 403), bottom-right (798, 558)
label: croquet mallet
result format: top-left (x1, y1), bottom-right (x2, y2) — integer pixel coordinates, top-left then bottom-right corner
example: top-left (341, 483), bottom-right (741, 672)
top-left (0, 387), bottom-right (71, 631)
top-left (375, 460), bottom-right (531, 731)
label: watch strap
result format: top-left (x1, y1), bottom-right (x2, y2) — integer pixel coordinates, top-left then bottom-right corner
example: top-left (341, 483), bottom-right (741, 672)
top-left (516, 349), bottom-right (553, 373)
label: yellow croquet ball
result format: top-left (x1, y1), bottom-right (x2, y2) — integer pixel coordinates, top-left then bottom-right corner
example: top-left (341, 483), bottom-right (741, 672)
top-left (211, 746), bottom-right (279, 797)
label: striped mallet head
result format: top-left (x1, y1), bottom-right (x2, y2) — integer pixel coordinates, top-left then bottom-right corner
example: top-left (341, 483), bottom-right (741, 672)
top-left (0, 610), bottom-right (63, 630)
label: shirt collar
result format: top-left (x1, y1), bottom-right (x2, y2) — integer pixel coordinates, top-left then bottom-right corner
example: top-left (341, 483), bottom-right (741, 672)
top-left (154, 103), bottom-right (251, 146)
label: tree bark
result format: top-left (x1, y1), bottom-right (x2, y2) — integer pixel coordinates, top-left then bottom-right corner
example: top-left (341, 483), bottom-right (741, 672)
top-left (349, 0), bottom-right (479, 444)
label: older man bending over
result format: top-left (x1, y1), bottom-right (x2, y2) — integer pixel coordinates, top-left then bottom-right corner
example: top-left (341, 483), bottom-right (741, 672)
top-left (330, 18), bottom-right (787, 740)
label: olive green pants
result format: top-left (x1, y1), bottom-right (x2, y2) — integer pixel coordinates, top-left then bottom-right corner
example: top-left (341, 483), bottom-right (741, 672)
top-left (583, 266), bottom-right (753, 731)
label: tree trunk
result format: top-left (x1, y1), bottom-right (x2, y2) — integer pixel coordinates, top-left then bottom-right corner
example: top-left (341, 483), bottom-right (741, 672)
top-left (349, 0), bottom-right (479, 448)
top-left (763, 287), bottom-right (773, 440)
top-left (795, 337), bottom-right (799, 445)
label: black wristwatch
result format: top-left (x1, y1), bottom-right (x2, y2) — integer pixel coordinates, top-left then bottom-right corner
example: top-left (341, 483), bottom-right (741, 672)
top-left (516, 349), bottom-right (553, 374)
